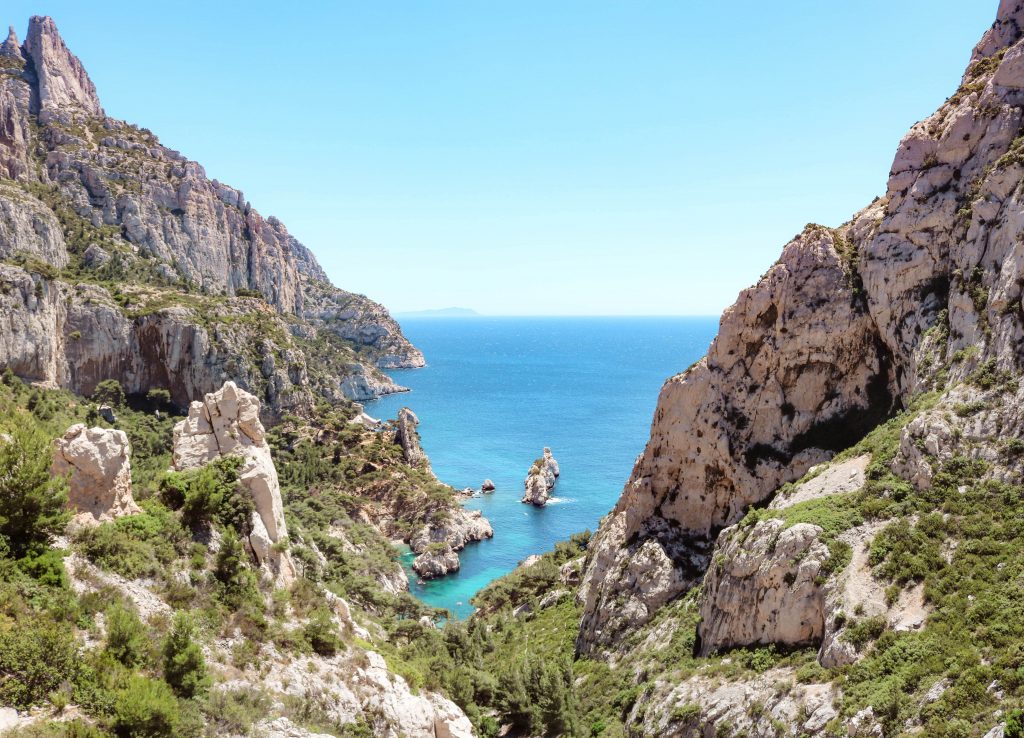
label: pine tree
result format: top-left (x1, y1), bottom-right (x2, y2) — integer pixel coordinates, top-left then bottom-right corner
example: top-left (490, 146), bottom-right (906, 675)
top-left (162, 612), bottom-right (208, 698)
top-left (0, 426), bottom-right (68, 558)
top-left (213, 527), bottom-right (258, 610)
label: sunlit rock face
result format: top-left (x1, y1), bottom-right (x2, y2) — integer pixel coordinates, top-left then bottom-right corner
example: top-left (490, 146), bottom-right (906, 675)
top-left (0, 16), bottom-right (422, 418)
top-left (580, 0), bottom-right (1024, 656)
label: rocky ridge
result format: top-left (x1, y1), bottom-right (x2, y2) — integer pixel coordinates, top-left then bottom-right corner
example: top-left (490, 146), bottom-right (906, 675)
top-left (578, 0), bottom-right (1024, 659)
top-left (0, 16), bottom-right (422, 420)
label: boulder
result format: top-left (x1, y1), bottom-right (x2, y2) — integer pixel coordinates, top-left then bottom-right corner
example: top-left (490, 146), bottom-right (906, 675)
top-left (52, 423), bottom-right (139, 525)
top-left (172, 381), bottom-right (296, 586)
top-left (481, 479), bottom-right (495, 492)
top-left (698, 520), bottom-right (829, 656)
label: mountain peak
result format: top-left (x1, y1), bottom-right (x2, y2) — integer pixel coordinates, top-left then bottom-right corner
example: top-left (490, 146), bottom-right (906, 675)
top-left (0, 25), bottom-right (21, 58)
top-left (23, 15), bottom-right (102, 117)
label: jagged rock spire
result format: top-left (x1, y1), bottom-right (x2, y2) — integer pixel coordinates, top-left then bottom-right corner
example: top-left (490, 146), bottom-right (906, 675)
top-left (23, 15), bottom-right (102, 116)
top-left (0, 25), bottom-right (22, 58)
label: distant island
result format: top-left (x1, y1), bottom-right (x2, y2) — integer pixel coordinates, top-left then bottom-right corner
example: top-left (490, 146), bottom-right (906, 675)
top-left (396, 307), bottom-right (481, 318)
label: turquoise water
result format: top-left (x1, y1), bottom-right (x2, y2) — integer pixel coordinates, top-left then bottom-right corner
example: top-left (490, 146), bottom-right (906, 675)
top-left (367, 316), bottom-right (718, 619)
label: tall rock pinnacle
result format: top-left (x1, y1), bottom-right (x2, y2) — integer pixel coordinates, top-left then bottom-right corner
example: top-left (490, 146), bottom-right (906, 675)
top-left (0, 26), bottom-right (21, 59)
top-left (23, 16), bottom-right (102, 116)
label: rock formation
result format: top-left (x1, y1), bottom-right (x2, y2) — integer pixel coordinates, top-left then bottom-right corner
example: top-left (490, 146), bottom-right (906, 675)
top-left (522, 447), bottom-right (559, 506)
top-left (0, 16), bottom-right (422, 420)
top-left (580, 0), bottom-right (1024, 656)
top-left (410, 508), bottom-right (493, 578)
top-left (395, 407), bottom-right (430, 472)
top-left (51, 423), bottom-right (139, 525)
top-left (697, 519), bottom-right (830, 656)
top-left (481, 479), bottom-right (495, 493)
top-left (412, 543), bottom-right (461, 579)
top-left (172, 381), bottom-right (296, 586)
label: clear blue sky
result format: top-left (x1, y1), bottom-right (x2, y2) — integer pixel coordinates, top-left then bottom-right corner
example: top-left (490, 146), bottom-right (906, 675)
top-left (4, 2), bottom-right (997, 315)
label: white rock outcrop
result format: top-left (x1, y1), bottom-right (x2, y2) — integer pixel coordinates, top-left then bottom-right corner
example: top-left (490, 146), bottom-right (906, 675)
top-left (410, 507), bottom-right (493, 578)
top-left (52, 423), bottom-right (140, 525)
top-left (172, 381), bottom-right (296, 586)
top-left (521, 447), bottom-right (560, 506)
top-left (698, 519), bottom-right (830, 656)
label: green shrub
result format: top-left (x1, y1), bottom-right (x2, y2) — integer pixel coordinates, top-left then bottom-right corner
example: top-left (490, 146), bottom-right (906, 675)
top-left (92, 379), bottom-right (126, 407)
top-left (1007, 708), bottom-right (1024, 738)
top-left (75, 505), bottom-right (184, 580)
top-left (202, 686), bottom-right (270, 735)
top-left (0, 618), bottom-right (80, 709)
top-left (304, 608), bottom-right (343, 656)
top-left (212, 528), bottom-right (259, 610)
top-left (112, 676), bottom-right (180, 738)
top-left (105, 603), bottom-right (150, 668)
top-left (162, 456), bottom-right (250, 533)
top-left (0, 426), bottom-right (69, 558)
top-left (16, 545), bottom-right (68, 588)
top-left (162, 612), bottom-right (208, 699)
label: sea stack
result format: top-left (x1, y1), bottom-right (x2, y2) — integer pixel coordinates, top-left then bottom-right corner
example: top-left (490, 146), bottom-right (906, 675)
top-left (481, 479), bottom-right (495, 493)
top-left (521, 447), bottom-right (560, 506)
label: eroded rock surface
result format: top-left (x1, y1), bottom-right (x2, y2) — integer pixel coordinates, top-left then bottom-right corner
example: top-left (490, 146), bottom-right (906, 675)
top-left (581, 0), bottom-right (1024, 657)
top-left (522, 447), bottom-right (560, 506)
top-left (698, 520), bottom-right (829, 656)
top-left (0, 16), bottom-right (421, 419)
top-left (52, 423), bottom-right (139, 525)
top-left (172, 381), bottom-right (296, 586)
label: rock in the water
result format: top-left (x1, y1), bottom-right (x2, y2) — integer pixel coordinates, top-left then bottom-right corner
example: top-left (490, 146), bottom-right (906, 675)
top-left (52, 423), bottom-right (139, 525)
top-left (412, 543), bottom-right (460, 579)
top-left (481, 479), bottom-right (495, 492)
top-left (521, 447), bottom-right (559, 506)
top-left (172, 381), bottom-right (296, 586)
top-left (409, 507), bottom-right (493, 579)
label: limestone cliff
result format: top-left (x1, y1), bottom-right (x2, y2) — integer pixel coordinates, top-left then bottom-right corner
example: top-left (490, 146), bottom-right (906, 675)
top-left (579, 0), bottom-right (1024, 656)
top-left (0, 16), bottom-right (422, 419)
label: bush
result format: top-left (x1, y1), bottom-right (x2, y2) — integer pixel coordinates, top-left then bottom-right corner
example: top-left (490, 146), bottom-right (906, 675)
top-left (112, 676), bottom-right (180, 738)
top-left (92, 379), bottom-right (126, 407)
top-left (145, 388), bottom-right (172, 409)
top-left (0, 426), bottom-right (69, 558)
top-left (75, 506), bottom-right (184, 581)
top-left (304, 608), bottom-right (343, 656)
top-left (162, 613), bottom-right (208, 699)
top-left (0, 618), bottom-right (80, 709)
top-left (162, 456), bottom-right (250, 533)
top-left (16, 545), bottom-right (68, 588)
top-left (212, 528), bottom-right (259, 610)
top-left (105, 603), bottom-right (149, 668)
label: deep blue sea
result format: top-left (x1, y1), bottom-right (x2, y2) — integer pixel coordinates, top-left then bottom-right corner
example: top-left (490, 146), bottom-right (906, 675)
top-left (367, 316), bottom-right (718, 619)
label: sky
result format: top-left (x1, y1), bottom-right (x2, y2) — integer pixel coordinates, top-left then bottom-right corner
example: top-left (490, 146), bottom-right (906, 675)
top-left (3, 2), bottom-right (998, 315)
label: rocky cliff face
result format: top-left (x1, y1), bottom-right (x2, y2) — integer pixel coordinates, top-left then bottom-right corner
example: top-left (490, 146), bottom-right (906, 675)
top-left (579, 0), bottom-right (1024, 658)
top-left (0, 16), bottom-right (421, 419)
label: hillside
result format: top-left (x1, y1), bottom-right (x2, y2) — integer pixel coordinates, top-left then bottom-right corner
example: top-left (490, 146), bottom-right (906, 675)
top-left (0, 16), bottom-right (423, 420)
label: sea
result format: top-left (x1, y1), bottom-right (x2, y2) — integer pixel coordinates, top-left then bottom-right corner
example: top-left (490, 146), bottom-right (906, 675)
top-left (367, 316), bottom-right (718, 619)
